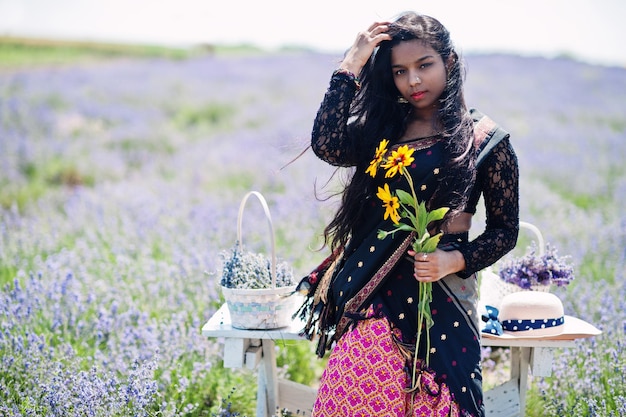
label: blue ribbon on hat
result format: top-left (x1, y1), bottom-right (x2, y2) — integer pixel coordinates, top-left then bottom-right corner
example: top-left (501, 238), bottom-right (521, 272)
top-left (502, 316), bottom-right (565, 332)
top-left (481, 305), bottom-right (503, 336)
top-left (481, 305), bottom-right (566, 336)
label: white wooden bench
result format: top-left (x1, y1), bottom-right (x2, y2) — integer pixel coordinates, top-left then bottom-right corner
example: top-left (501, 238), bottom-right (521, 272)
top-left (203, 304), bottom-right (575, 417)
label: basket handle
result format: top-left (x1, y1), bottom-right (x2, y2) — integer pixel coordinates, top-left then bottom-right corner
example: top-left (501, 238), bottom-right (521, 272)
top-left (519, 221), bottom-right (545, 256)
top-left (236, 191), bottom-right (277, 288)
top-left (483, 220), bottom-right (545, 275)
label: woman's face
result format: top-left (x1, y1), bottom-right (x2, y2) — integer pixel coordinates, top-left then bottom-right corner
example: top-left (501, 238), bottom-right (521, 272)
top-left (391, 40), bottom-right (447, 116)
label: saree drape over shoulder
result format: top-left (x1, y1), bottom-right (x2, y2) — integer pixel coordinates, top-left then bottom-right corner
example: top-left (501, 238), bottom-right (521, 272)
top-left (299, 71), bottom-right (519, 417)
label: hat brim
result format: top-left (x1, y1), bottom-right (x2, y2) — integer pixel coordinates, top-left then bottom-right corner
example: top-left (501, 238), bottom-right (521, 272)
top-left (482, 315), bottom-right (602, 340)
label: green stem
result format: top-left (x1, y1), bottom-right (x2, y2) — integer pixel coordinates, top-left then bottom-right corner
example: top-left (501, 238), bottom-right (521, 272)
top-left (403, 167), bottom-right (421, 240)
top-left (424, 282), bottom-right (431, 367)
top-left (402, 166), bottom-right (433, 388)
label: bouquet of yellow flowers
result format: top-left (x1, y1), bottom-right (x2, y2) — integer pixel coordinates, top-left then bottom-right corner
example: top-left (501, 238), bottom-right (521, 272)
top-left (366, 139), bottom-right (449, 392)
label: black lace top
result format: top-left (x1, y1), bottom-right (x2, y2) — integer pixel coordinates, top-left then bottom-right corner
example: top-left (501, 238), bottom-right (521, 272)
top-left (311, 72), bottom-right (519, 276)
top-left (459, 137), bottom-right (519, 276)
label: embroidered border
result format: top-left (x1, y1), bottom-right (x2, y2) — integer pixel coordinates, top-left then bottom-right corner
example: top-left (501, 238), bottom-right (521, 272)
top-left (392, 136), bottom-right (443, 153)
top-left (336, 232), bottom-right (416, 337)
top-left (473, 115), bottom-right (497, 148)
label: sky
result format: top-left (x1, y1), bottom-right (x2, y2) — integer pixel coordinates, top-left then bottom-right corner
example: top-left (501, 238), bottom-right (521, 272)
top-left (1, 0), bottom-right (625, 67)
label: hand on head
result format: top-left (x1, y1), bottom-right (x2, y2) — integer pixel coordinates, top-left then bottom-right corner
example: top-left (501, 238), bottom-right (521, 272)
top-left (339, 22), bottom-right (392, 76)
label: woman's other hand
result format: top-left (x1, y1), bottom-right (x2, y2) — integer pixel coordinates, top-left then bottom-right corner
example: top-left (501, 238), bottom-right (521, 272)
top-left (408, 249), bottom-right (467, 282)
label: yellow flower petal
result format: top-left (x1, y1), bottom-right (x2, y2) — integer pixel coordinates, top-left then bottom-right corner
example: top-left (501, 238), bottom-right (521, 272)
top-left (376, 184), bottom-right (401, 224)
top-left (382, 145), bottom-right (415, 178)
top-left (375, 139), bottom-right (390, 159)
top-left (365, 161), bottom-right (378, 177)
top-left (365, 139), bottom-right (390, 177)
top-left (376, 183), bottom-right (391, 202)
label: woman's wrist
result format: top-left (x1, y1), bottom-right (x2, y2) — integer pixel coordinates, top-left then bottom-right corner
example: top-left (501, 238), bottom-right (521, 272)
top-left (332, 68), bottom-right (362, 90)
top-left (338, 61), bottom-right (362, 75)
top-left (445, 249), bottom-right (467, 275)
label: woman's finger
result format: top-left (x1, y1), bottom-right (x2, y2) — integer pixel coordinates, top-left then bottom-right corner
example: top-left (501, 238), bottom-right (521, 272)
top-left (366, 21), bottom-right (391, 32)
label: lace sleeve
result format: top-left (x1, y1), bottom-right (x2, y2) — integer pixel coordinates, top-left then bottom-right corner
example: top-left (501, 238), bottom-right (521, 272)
top-left (457, 138), bottom-right (520, 276)
top-left (310, 73), bottom-right (360, 167)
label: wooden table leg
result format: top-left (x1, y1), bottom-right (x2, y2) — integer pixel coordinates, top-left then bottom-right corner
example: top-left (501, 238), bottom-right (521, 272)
top-left (508, 346), bottom-right (532, 417)
top-left (255, 340), bottom-right (279, 417)
top-left (257, 361), bottom-right (268, 417)
top-left (510, 347), bottom-right (521, 381)
top-left (518, 347), bottom-right (532, 417)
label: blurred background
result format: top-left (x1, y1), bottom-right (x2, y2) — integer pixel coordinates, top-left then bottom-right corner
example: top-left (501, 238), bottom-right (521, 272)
top-left (1, 0), bottom-right (625, 67)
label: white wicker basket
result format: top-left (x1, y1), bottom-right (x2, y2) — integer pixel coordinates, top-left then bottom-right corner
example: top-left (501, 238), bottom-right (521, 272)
top-left (479, 221), bottom-right (550, 311)
top-left (220, 191), bottom-right (298, 329)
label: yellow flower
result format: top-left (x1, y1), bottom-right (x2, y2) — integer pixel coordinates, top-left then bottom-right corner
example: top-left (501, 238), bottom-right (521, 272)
top-left (376, 183), bottom-right (401, 224)
top-left (382, 145), bottom-right (415, 178)
top-left (366, 139), bottom-right (390, 177)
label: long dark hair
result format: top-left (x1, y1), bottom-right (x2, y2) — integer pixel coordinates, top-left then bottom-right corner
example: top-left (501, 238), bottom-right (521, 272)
top-left (323, 12), bottom-right (476, 251)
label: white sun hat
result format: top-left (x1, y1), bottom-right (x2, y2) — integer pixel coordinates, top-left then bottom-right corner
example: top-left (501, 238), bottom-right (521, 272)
top-left (482, 291), bottom-right (602, 340)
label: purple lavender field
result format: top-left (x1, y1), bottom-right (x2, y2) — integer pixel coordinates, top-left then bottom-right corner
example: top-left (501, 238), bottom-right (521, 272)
top-left (1, 48), bottom-right (625, 416)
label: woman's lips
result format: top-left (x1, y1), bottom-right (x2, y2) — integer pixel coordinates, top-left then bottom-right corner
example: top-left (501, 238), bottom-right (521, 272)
top-left (411, 91), bottom-right (426, 100)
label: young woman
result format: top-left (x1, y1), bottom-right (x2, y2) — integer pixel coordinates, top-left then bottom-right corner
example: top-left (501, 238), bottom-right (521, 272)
top-left (297, 11), bottom-right (519, 417)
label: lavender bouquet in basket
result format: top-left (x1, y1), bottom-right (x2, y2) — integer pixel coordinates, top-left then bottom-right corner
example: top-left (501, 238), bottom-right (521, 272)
top-left (220, 242), bottom-right (296, 289)
top-left (498, 242), bottom-right (575, 289)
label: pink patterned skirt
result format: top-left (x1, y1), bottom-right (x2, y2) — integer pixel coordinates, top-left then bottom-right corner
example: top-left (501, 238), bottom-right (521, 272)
top-left (312, 315), bottom-right (460, 417)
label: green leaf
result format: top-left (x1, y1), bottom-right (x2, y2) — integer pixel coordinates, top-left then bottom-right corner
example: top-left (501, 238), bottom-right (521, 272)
top-left (401, 207), bottom-right (418, 229)
top-left (417, 201), bottom-right (428, 235)
top-left (421, 233), bottom-right (443, 253)
top-left (412, 231), bottom-right (430, 252)
top-left (426, 207), bottom-right (449, 225)
top-left (396, 189), bottom-right (415, 207)
top-left (395, 223), bottom-right (416, 233)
